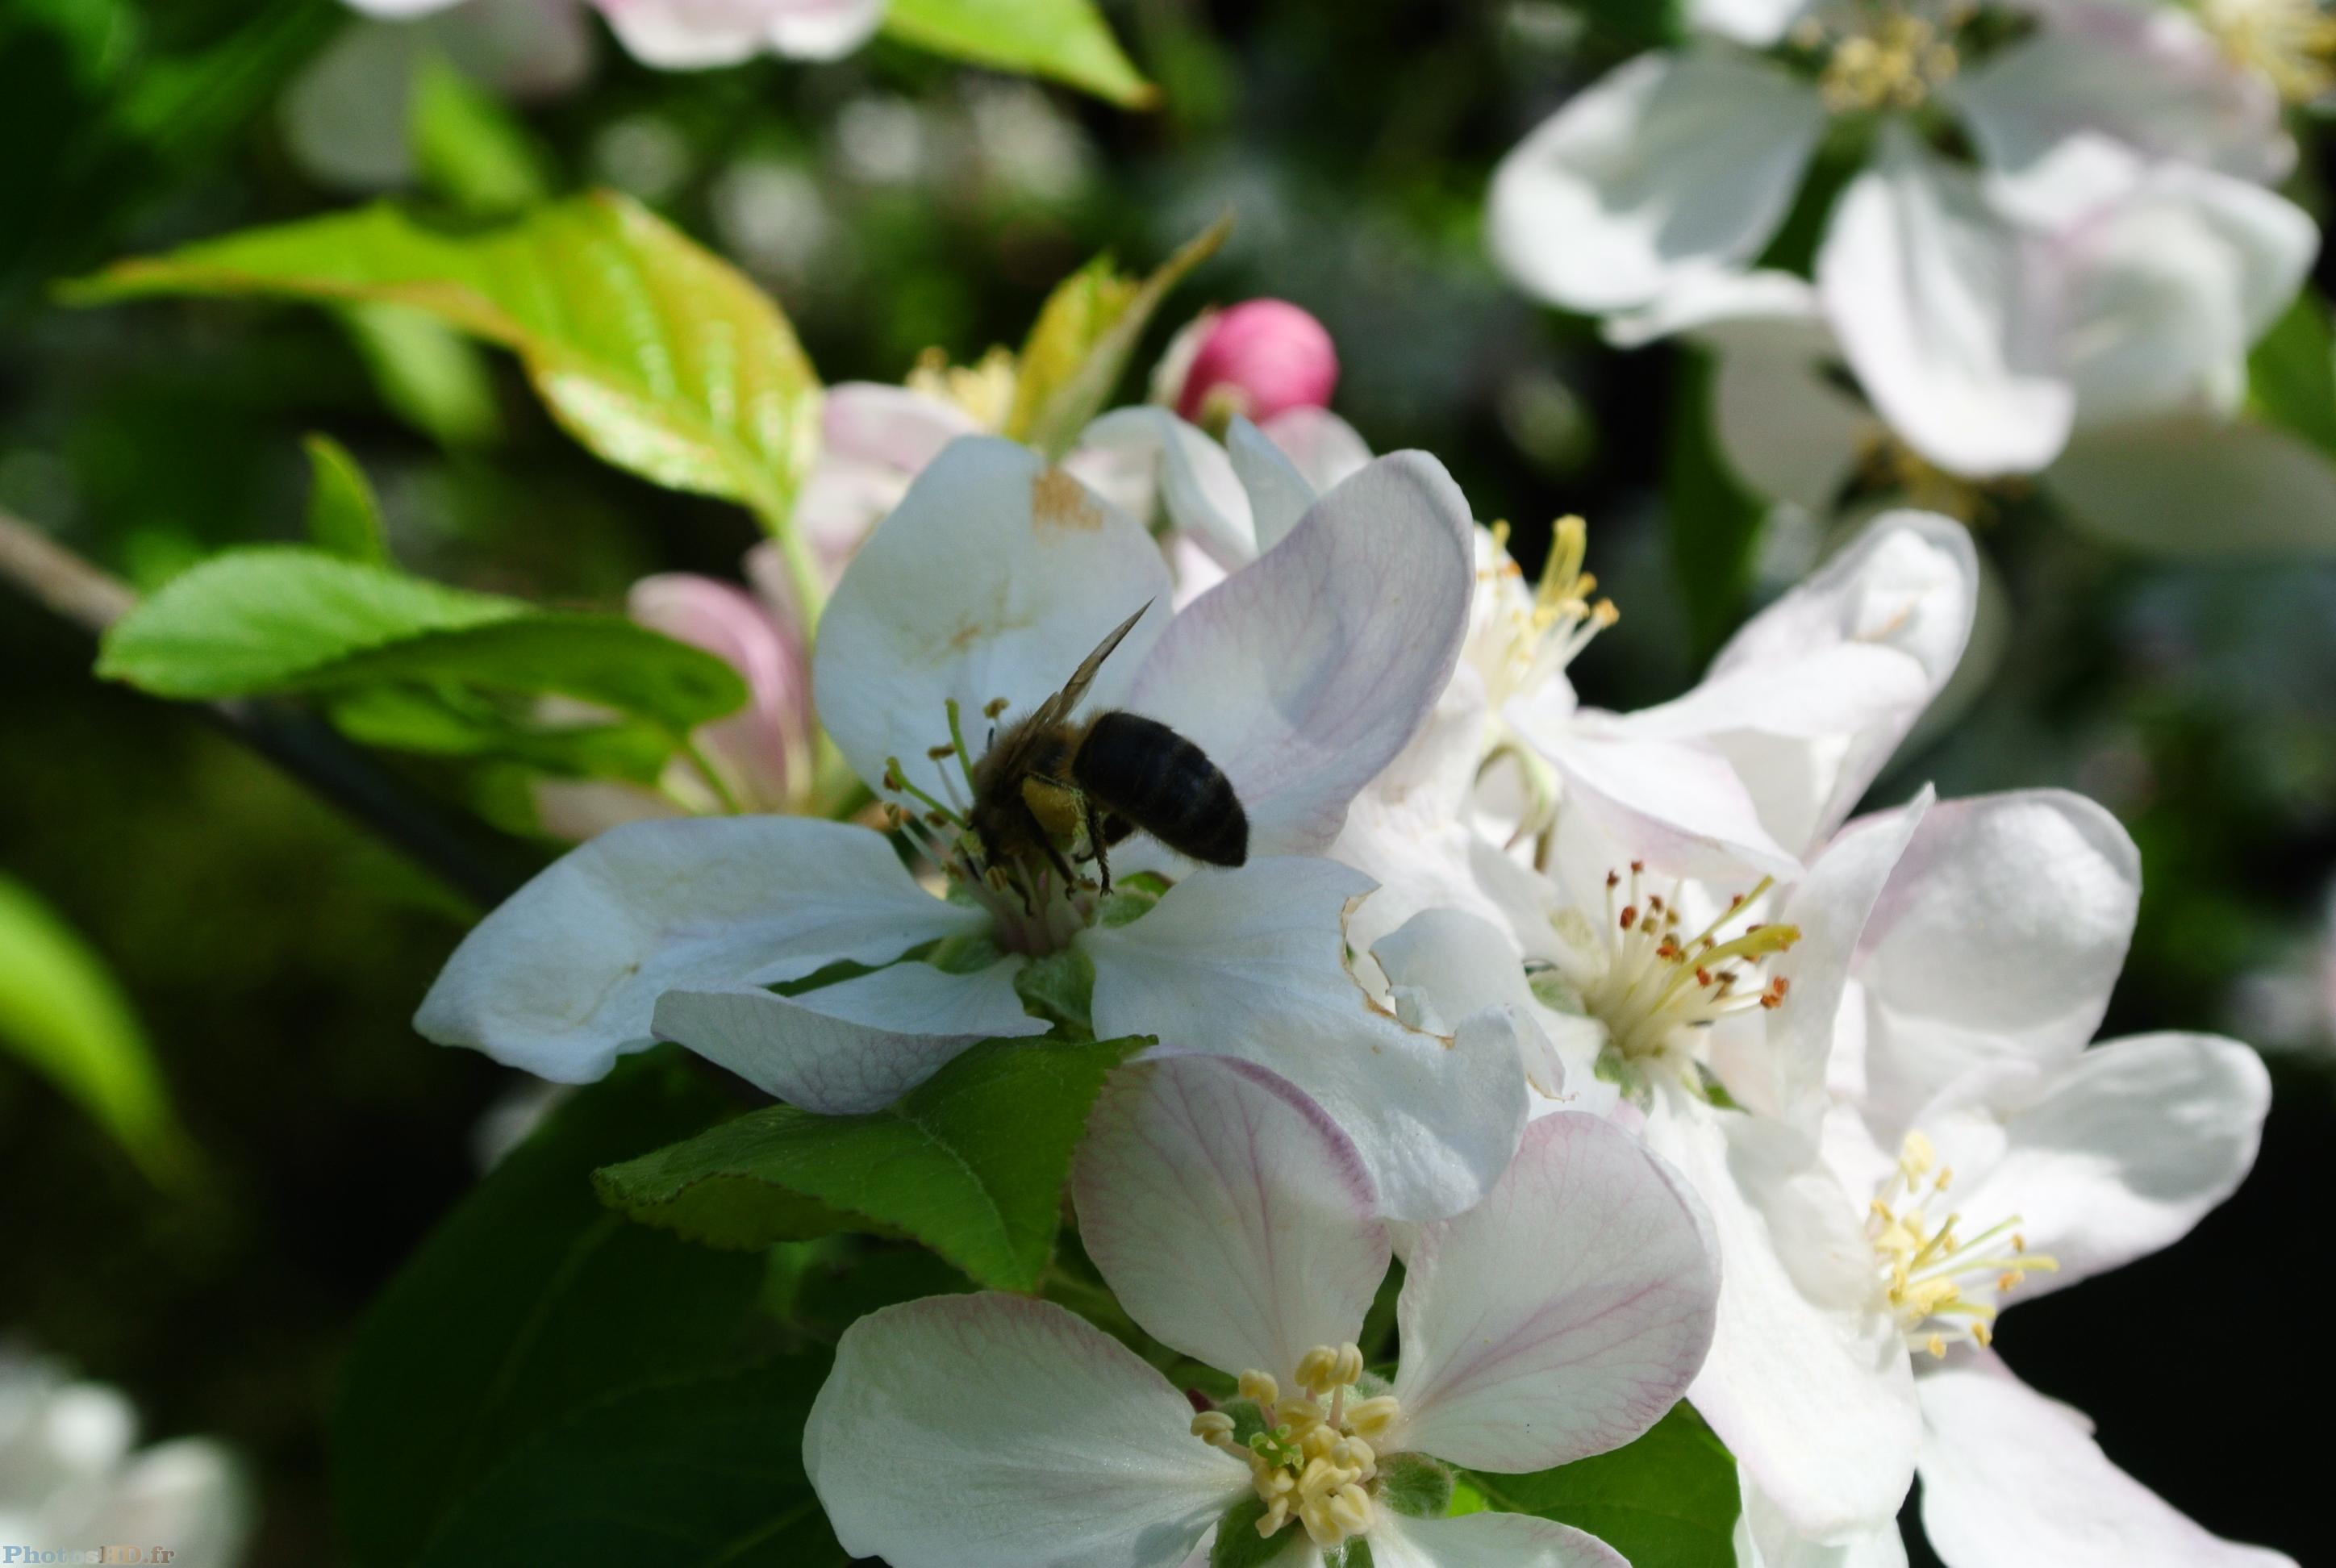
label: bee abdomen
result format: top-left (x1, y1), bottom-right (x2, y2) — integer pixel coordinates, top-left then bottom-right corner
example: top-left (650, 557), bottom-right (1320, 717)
top-left (1075, 711), bottom-right (1248, 867)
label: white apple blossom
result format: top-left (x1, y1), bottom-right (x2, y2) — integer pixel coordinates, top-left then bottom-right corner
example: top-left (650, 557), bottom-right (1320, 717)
top-left (0, 1352), bottom-right (252, 1568)
top-left (417, 436), bottom-right (1536, 1219)
top-left (341, 0), bottom-right (883, 65)
top-left (1490, 0), bottom-right (2314, 478)
top-left (803, 1053), bottom-right (1719, 1567)
top-left (1631, 221), bottom-right (2336, 553)
top-left (1614, 789), bottom-right (2288, 1557)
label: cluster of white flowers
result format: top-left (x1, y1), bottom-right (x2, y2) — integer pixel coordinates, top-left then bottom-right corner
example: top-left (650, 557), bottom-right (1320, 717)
top-left (1491, 0), bottom-right (2334, 547)
top-left (419, 298), bottom-right (2289, 1557)
top-left (343, 0), bottom-right (886, 68)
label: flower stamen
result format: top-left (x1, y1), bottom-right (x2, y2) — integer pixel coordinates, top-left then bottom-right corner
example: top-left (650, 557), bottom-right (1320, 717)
top-left (1869, 1132), bottom-right (2060, 1356)
top-left (1198, 1343), bottom-right (1397, 1551)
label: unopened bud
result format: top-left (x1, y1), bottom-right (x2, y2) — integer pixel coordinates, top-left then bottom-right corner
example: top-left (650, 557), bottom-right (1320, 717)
top-left (1170, 299), bottom-right (1339, 427)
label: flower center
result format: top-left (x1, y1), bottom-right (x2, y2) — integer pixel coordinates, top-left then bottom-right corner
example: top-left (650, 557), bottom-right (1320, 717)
top-left (878, 699), bottom-right (1105, 957)
top-left (1191, 1343), bottom-right (1401, 1550)
top-left (1546, 864), bottom-right (1800, 1104)
top-left (1792, 4), bottom-right (1967, 113)
top-left (2198, 0), bottom-right (2336, 102)
top-left (906, 344), bottom-right (1020, 432)
top-left (1868, 1131), bottom-right (2060, 1357)
top-left (1478, 515), bottom-right (1619, 718)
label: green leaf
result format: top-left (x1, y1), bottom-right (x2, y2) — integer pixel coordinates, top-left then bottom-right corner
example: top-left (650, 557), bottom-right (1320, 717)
top-left (339, 302), bottom-right (505, 449)
top-left (409, 55), bottom-right (552, 218)
top-left (332, 1050), bottom-right (768, 1568)
top-left (325, 686), bottom-right (676, 783)
top-left (413, 1357), bottom-right (849, 1568)
top-left (0, 872), bottom-right (190, 1181)
top-left (594, 1032), bottom-right (1145, 1291)
top-left (303, 434), bottom-right (390, 563)
top-left (73, 192), bottom-right (822, 522)
top-left (1012, 946), bottom-right (1095, 1035)
top-left (1379, 1452), bottom-right (1456, 1520)
top-left (883, 0), bottom-right (1158, 107)
top-left (98, 547), bottom-right (748, 738)
top-left (2246, 290), bottom-right (2336, 458)
top-left (1007, 215), bottom-right (1233, 457)
top-left (1462, 1401), bottom-right (1740, 1568)
top-left (1664, 348), bottom-right (1768, 660)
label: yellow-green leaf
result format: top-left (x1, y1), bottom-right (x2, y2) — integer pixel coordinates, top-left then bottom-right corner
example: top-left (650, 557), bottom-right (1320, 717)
top-left (71, 193), bottom-right (821, 523)
top-left (302, 433), bottom-right (390, 562)
top-left (883, 0), bottom-right (1158, 108)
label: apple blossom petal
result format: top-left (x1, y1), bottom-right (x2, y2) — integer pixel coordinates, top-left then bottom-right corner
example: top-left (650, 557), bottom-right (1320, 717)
top-left (1734, 1476), bottom-right (1908, 1568)
top-left (594, 0), bottom-right (882, 66)
top-left (1650, 1105), bottom-right (1919, 1540)
top-left (759, 0), bottom-right (886, 58)
top-left (650, 957), bottom-right (1046, 1112)
top-left (1939, 1032), bottom-right (2269, 1302)
top-left (1126, 452), bottom-right (1474, 857)
top-left (344, 0), bottom-right (469, 13)
top-left (1370, 907), bottom-right (1567, 1095)
top-left (1820, 127), bottom-right (2075, 478)
top-left (1711, 790), bottom-right (1931, 1132)
top-left (1853, 791), bottom-right (2139, 1138)
top-left (1604, 512), bottom-right (1975, 856)
top-left (1366, 1510), bottom-right (1628, 1568)
top-left (815, 436), bottom-right (1174, 803)
top-left (1073, 1055), bottom-right (1389, 1382)
top-left (414, 817), bottom-right (982, 1082)
top-left (1490, 51), bottom-right (1825, 314)
top-left (1712, 332), bottom-right (1881, 515)
top-left (92, 1439), bottom-right (254, 1567)
top-left (1083, 857), bottom-right (1529, 1220)
top-left (1687, 0), bottom-right (1812, 48)
top-left (1914, 1357), bottom-right (2296, 1568)
top-left (824, 381), bottom-right (985, 470)
top-left (2046, 414), bottom-right (2336, 555)
top-left (1515, 720), bottom-right (1804, 883)
top-left (1259, 405), bottom-right (1373, 494)
top-left (1389, 1111), bottom-right (1719, 1472)
top-left (1948, 5), bottom-right (2290, 197)
top-left (628, 573), bottom-right (804, 807)
top-left (1079, 406), bottom-right (1259, 567)
top-left (1225, 415), bottom-right (1318, 554)
top-left (805, 1294), bottom-right (1249, 1568)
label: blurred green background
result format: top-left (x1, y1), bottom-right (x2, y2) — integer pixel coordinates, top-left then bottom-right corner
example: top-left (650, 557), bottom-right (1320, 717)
top-left (2, 1), bottom-right (2330, 1561)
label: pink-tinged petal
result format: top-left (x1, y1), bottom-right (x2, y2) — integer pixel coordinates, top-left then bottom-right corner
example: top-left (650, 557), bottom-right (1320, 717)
top-left (805, 1294), bottom-right (1248, 1568)
top-left (1390, 1111), bottom-right (1720, 1471)
top-left (629, 572), bottom-right (805, 809)
top-left (2046, 414), bottom-right (2336, 556)
top-left (1490, 50), bottom-right (1825, 314)
top-left (1934, 1032), bottom-right (2269, 1303)
top-left (1949, 4), bottom-right (2290, 195)
top-left (1082, 857), bottom-right (1529, 1220)
top-left (824, 381), bottom-right (984, 471)
top-left (1260, 405), bottom-right (1373, 494)
top-left (1079, 407), bottom-right (1259, 567)
top-left (1610, 511), bottom-right (1975, 856)
top-left (1224, 415), bottom-right (1317, 555)
top-left (651, 957), bottom-right (1045, 1112)
top-left (1711, 790), bottom-right (1931, 1133)
top-left (1820, 128), bottom-right (2075, 478)
top-left (1915, 1357), bottom-right (2297, 1568)
top-left (1128, 452), bottom-right (1475, 857)
top-left (1366, 1509), bottom-right (1628, 1568)
top-left (1074, 1055), bottom-right (1388, 1381)
top-left (759, 0), bottom-right (885, 58)
top-left (413, 817), bottom-right (982, 1082)
top-left (1853, 790), bottom-right (2139, 1141)
top-left (815, 436), bottom-right (1173, 803)
top-left (1650, 1105), bottom-right (1919, 1540)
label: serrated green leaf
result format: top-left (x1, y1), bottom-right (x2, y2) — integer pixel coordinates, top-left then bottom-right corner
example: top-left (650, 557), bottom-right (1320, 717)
top-left (1462, 1401), bottom-right (1739, 1568)
top-left (0, 873), bottom-right (190, 1182)
top-left (2247, 290), bottom-right (2336, 458)
top-left (1008, 215), bottom-right (1232, 457)
top-left (883, 0), bottom-right (1158, 107)
top-left (72, 192), bottom-right (821, 521)
top-left (97, 547), bottom-right (748, 737)
top-left (412, 1357), bottom-right (849, 1568)
top-left (302, 434), bottom-right (390, 562)
top-left (333, 1050), bottom-right (767, 1568)
top-left (595, 1032), bottom-right (1145, 1290)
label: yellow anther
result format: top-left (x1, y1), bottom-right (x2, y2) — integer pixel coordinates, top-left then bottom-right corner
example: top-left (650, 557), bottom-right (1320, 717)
top-left (2200, 0), bottom-right (2336, 103)
top-left (1294, 1345), bottom-right (1339, 1395)
top-left (1278, 1397), bottom-right (1325, 1437)
top-left (1345, 1395), bottom-right (1400, 1437)
top-left (1256, 1497), bottom-right (1290, 1537)
top-left (1191, 1411), bottom-right (1235, 1448)
top-left (1238, 1370), bottom-right (1279, 1407)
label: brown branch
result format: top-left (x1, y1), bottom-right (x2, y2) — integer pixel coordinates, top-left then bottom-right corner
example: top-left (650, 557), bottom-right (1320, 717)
top-left (1, 507), bottom-right (539, 911)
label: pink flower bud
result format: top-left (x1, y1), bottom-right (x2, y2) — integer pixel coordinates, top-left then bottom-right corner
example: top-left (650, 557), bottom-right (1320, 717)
top-left (628, 573), bottom-right (811, 812)
top-left (1173, 299), bottom-right (1339, 425)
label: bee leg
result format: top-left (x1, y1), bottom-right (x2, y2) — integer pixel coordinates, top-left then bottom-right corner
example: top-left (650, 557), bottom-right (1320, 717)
top-left (1040, 836), bottom-right (1081, 899)
top-left (1083, 797), bottom-right (1113, 895)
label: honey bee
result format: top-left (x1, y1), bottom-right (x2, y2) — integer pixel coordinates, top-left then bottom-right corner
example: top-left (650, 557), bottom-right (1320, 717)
top-left (967, 603), bottom-right (1248, 896)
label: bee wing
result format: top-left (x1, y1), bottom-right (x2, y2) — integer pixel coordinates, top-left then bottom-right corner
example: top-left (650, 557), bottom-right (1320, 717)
top-left (1032, 600), bottom-right (1153, 728)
